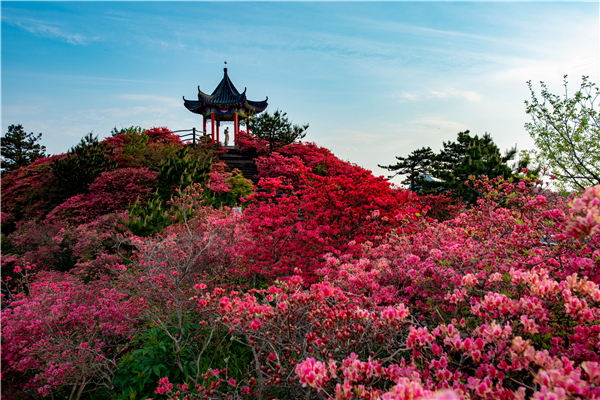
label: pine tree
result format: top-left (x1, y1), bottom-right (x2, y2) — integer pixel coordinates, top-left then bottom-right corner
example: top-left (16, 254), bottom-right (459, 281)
top-left (51, 133), bottom-right (117, 197)
top-left (378, 147), bottom-right (435, 190)
top-left (249, 109), bottom-right (309, 151)
top-left (432, 131), bottom-right (515, 203)
top-left (1, 124), bottom-right (46, 172)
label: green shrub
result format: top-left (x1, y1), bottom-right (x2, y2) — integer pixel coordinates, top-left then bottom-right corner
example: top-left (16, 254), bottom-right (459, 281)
top-left (52, 133), bottom-right (117, 197)
top-left (155, 147), bottom-right (212, 202)
top-left (113, 325), bottom-right (253, 400)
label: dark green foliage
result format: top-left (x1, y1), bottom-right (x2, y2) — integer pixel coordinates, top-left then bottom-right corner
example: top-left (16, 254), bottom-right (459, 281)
top-left (51, 133), bottom-right (117, 197)
top-left (125, 196), bottom-right (174, 237)
top-left (113, 326), bottom-right (198, 400)
top-left (155, 147), bottom-right (212, 201)
top-left (111, 126), bottom-right (145, 137)
top-left (113, 326), bottom-right (253, 400)
top-left (431, 131), bottom-right (516, 203)
top-left (1, 124), bottom-right (46, 172)
top-left (249, 109), bottom-right (309, 151)
top-left (378, 146), bottom-right (435, 189)
top-left (382, 131), bottom-right (522, 204)
top-left (125, 147), bottom-right (217, 236)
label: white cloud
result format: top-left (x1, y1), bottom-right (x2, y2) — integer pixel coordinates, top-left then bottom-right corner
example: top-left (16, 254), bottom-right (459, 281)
top-left (429, 89), bottom-right (483, 102)
top-left (408, 118), bottom-right (471, 133)
top-left (9, 19), bottom-right (93, 45)
top-left (399, 88), bottom-right (483, 103)
top-left (399, 92), bottom-right (420, 102)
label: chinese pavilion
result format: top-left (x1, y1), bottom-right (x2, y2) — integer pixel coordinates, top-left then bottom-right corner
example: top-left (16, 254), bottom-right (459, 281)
top-left (183, 66), bottom-right (268, 145)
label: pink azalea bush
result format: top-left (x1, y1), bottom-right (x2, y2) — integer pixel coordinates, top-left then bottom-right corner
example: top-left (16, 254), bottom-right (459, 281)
top-left (144, 182), bottom-right (600, 400)
top-left (3, 128), bottom-right (600, 399)
top-left (1, 271), bottom-right (142, 399)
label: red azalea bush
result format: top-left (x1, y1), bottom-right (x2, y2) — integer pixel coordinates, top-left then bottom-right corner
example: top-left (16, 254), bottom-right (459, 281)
top-left (237, 130), bottom-right (270, 157)
top-left (237, 166), bottom-right (420, 282)
top-left (3, 213), bottom-right (126, 275)
top-left (277, 141), bottom-right (364, 177)
top-left (1, 154), bottom-right (67, 227)
top-left (2, 220), bottom-right (65, 273)
top-left (254, 141), bottom-right (364, 186)
top-left (254, 152), bottom-right (305, 188)
top-left (145, 127), bottom-right (183, 144)
top-left (47, 167), bottom-right (158, 225)
top-left (104, 127), bottom-right (183, 168)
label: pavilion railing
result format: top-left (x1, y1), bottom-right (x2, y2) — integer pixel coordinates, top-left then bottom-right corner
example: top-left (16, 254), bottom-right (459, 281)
top-left (172, 128), bottom-right (209, 145)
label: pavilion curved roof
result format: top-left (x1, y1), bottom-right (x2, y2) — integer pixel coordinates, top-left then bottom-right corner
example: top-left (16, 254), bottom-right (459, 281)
top-left (183, 68), bottom-right (268, 114)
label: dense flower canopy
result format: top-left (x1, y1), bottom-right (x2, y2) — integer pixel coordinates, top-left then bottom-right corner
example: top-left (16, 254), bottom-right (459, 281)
top-left (1, 128), bottom-right (599, 400)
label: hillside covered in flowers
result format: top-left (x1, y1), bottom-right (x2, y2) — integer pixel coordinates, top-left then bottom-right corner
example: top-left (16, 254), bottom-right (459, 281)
top-left (1, 126), bottom-right (599, 400)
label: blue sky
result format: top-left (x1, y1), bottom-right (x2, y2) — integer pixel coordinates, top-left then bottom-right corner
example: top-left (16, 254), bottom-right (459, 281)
top-left (2, 1), bottom-right (598, 184)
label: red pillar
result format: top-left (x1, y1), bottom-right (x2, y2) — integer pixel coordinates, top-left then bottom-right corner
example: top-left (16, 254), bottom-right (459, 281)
top-left (211, 113), bottom-right (215, 141)
top-left (203, 115), bottom-right (207, 136)
top-left (234, 113), bottom-right (239, 146)
top-left (217, 121), bottom-right (220, 143)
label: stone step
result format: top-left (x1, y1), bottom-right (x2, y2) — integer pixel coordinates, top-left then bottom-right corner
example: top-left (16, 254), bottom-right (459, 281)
top-left (219, 149), bottom-right (259, 184)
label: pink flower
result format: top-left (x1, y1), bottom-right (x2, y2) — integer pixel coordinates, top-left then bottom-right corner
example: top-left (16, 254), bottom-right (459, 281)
top-left (295, 358), bottom-right (329, 390)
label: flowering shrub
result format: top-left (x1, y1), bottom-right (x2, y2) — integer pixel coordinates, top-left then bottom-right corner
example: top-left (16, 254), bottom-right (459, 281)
top-left (150, 272), bottom-right (600, 400)
top-left (145, 127), bottom-right (183, 145)
top-left (238, 166), bottom-right (418, 281)
top-left (3, 134), bottom-right (600, 399)
top-left (237, 130), bottom-right (270, 157)
top-left (204, 162), bottom-right (255, 208)
top-left (1, 154), bottom-right (67, 229)
top-left (47, 167), bottom-right (157, 225)
top-left (104, 126), bottom-right (184, 168)
top-left (566, 185), bottom-right (600, 242)
top-left (254, 152), bottom-right (305, 189)
top-left (1, 271), bottom-right (142, 399)
top-left (278, 141), bottom-right (364, 177)
top-left (254, 141), bottom-right (365, 189)
top-left (3, 220), bottom-right (66, 273)
top-left (114, 191), bottom-right (248, 392)
top-left (3, 212), bottom-right (126, 280)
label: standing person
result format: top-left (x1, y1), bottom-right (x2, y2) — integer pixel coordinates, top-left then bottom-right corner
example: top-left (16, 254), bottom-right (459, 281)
top-left (224, 127), bottom-right (230, 146)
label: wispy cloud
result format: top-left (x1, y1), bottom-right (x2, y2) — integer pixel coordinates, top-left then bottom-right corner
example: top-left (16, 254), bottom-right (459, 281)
top-left (430, 89), bottom-right (483, 102)
top-left (408, 118), bottom-right (471, 133)
top-left (2, 70), bottom-right (169, 85)
top-left (2, 15), bottom-right (94, 45)
top-left (399, 89), bottom-right (483, 102)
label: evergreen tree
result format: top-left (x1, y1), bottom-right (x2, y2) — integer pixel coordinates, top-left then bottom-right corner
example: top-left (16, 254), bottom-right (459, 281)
top-left (432, 131), bottom-right (516, 203)
top-left (1, 124), bottom-right (46, 172)
top-left (378, 147), bottom-right (435, 189)
top-left (51, 133), bottom-right (117, 197)
top-left (249, 109), bottom-right (308, 152)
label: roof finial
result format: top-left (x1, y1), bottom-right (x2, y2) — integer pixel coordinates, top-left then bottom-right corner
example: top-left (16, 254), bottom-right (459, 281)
top-left (224, 61), bottom-right (227, 73)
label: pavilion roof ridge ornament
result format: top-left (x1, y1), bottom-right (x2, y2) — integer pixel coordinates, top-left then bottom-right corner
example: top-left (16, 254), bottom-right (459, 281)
top-left (182, 63), bottom-right (267, 146)
top-left (184, 66), bottom-right (267, 114)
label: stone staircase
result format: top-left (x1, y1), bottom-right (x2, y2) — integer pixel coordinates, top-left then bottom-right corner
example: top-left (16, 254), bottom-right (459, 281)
top-left (220, 147), bottom-right (259, 184)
